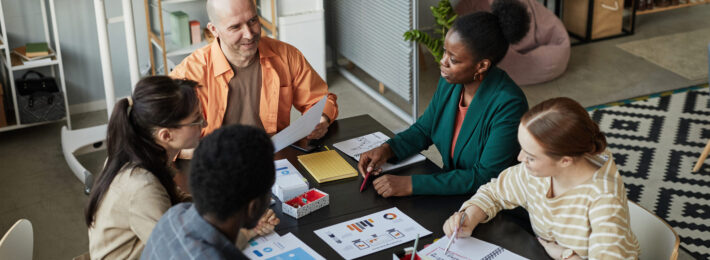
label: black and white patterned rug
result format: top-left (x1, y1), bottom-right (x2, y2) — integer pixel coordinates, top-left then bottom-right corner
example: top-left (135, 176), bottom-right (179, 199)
top-left (589, 86), bottom-right (710, 259)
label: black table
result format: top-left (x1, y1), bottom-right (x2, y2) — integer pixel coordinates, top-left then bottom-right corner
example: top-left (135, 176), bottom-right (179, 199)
top-left (271, 115), bottom-right (550, 259)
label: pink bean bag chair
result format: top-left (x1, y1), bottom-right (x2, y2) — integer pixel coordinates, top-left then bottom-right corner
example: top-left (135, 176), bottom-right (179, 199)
top-left (454, 0), bottom-right (570, 86)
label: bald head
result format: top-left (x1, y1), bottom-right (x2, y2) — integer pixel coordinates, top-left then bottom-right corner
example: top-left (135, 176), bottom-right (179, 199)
top-left (205, 0), bottom-right (261, 67)
top-left (206, 0), bottom-right (256, 26)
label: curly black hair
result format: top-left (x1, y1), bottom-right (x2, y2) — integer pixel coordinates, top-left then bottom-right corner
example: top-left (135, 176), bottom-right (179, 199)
top-left (189, 125), bottom-right (275, 221)
top-left (452, 0), bottom-right (530, 66)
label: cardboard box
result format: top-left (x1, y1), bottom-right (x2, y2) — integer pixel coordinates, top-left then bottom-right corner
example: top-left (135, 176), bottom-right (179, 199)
top-left (562, 0), bottom-right (623, 40)
top-left (282, 189), bottom-right (329, 219)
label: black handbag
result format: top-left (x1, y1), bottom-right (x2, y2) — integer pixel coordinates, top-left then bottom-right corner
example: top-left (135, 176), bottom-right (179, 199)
top-left (15, 70), bottom-right (65, 124)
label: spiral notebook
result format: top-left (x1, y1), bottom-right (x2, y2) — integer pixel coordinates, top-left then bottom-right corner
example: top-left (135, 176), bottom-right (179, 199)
top-left (297, 150), bottom-right (358, 183)
top-left (417, 236), bottom-right (526, 259)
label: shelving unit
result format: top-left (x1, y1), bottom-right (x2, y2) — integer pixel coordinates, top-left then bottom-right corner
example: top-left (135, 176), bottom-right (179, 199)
top-left (637, 0), bottom-right (708, 15)
top-left (0, 0), bottom-right (70, 132)
top-left (144, 0), bottom-right (209, 75)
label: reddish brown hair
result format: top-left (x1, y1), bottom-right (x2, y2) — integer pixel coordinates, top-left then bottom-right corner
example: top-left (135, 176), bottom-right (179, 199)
top-left (521, 97), bottom-right (606, 158)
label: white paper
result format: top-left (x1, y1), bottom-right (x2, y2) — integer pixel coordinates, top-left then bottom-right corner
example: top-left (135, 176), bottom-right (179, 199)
top-left (272, 159), bottom-right (309, 202)
top-left (332, 132), bottom-right (426, 172)
top-left (272, 95), bottom-right (328, 153)
top-left (417, 236), bottom-right (527, 260)
top-left (314, 207), bottom-right (432, 260)
top-left (243, 232), bottom-right (325, 260)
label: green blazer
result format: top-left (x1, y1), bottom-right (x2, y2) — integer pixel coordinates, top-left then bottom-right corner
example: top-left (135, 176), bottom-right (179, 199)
top-left (386, 67), bottom-right (528, 195)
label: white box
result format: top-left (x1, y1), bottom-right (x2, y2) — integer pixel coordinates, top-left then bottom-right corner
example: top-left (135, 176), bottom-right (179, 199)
top-left (282, 189), bottom-right (329, 219)
top-left (272, 159), bottom-right (309, 202)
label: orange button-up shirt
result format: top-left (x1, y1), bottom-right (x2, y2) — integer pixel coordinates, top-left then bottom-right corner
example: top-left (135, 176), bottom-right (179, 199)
top-left (170, 37), bottom-right (338, 136)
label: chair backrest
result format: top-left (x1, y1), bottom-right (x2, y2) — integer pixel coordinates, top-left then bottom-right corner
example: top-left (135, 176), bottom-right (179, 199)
top-left (628, 201), bottom-right (679, 260)
top-left (0, 219), bottom-right (33, 260)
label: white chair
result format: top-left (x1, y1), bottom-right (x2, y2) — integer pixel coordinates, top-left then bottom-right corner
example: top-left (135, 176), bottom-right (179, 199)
top-left (0, 219), bottom-right (33, 260)
top-left (628, 201), bottom-right (679, 260)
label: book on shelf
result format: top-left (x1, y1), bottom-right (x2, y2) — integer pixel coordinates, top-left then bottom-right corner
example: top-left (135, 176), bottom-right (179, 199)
top-left (190, 20), bottom-right (201, 45)
top-left (170, 11), bottom-right (190, 49)
top-left (19, 57), bottom-right (52, 66)
top-left (25, 42), bottom-right (49, 58)
top-left (12, 46), bottom-right (55, 61)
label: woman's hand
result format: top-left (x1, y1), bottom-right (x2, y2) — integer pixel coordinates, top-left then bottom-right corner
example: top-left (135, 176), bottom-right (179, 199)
top-left (443, 206), bottom-right (487, 239)
top-left (443, 211), bottom-right (476, 239)
top-left (357, 143), bottom-right (394, 177)
top-left (372, 175), bottom-right (412, 198)
top-left (537, 238), bottom-right (580, 260)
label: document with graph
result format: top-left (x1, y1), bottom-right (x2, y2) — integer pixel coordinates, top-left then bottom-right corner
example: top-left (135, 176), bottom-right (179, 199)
top-left (332, 132), bottom-right (426, 172)
top-left (313, 207), bottom-right (431, 259)
top-left (417, 236), bottom-right (527, 260)
top-left (242, 232), bottom-right (325, 260)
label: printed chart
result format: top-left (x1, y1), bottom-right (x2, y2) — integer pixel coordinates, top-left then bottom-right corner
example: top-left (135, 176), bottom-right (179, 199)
top-left (332, 132), bottom-right (425, 172)
top-left (417, 236), bottom-right (527, 260)
top-left (243, 232), bottom-right (325, 260)
top-left (313, 207), bottom-right (431, 259)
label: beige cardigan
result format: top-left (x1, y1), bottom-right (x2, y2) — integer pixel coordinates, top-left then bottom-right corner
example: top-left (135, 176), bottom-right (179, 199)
top-left (87, 164), bottom-right (249, 259)
top-left (88, 165), bottom-right (173, 259)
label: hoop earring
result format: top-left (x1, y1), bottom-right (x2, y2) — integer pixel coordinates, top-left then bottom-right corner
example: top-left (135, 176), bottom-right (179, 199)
top-left (473, 73), bottom-right (480, 81)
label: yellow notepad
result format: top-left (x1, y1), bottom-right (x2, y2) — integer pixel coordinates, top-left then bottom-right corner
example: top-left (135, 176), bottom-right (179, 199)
top-left (297, 150), bottom-right (358, 183)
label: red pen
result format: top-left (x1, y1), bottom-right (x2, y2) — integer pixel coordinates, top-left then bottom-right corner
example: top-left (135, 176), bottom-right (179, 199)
top-left (359, 172), bottom-right (371, 192)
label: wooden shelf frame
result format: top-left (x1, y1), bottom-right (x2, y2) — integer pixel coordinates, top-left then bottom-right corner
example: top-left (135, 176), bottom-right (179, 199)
top-left (255, 0), bottom-right (278, 38)
top-left (0, 0), bottom-right (70, 131)
top-left (637, 0), bottom-right (708, 15)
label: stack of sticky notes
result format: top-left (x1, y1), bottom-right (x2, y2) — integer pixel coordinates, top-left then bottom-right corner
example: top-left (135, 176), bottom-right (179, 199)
top-left (297, 150), bottom-right (358, 183)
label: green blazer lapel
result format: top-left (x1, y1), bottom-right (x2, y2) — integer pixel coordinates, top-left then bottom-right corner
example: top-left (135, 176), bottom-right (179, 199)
top-left (452, 67), bottom-right (504, 165)
top-left (438, 84), bottom-right (463, 169)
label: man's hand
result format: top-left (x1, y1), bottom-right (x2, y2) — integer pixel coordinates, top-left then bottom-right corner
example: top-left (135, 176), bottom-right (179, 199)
top-left (245, 209), bottom-right (280, 239)
top-left (306, 115), bottom-right (330, 140)
top-left (372, 174), bottom-right (412, 198)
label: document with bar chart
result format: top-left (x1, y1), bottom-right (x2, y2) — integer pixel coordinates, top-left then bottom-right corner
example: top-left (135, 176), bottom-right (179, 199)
top-left (313, 207), bottom-right (431, 259)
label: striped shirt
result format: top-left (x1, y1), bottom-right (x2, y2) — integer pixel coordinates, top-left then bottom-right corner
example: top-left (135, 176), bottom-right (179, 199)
top-left (461, 149), bottom-right (640, 259)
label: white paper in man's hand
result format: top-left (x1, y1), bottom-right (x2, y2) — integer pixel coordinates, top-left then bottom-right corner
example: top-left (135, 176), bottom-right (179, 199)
top-left (271, 95), bottom-right (327, 153)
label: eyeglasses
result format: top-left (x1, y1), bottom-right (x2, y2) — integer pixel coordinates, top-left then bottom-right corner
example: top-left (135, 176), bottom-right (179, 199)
top-left (173, 117), bottom-right (206, 128)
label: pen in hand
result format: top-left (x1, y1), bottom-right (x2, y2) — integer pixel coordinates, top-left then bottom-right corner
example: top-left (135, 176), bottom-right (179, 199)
top-left (444, 211), bottom-right (467, 254)
top-left (359, 171), bottom-right (371, 192)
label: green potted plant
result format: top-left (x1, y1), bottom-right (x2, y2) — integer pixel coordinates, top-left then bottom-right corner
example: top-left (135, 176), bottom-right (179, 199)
top-left (403, 0), bottom-right (457, 64)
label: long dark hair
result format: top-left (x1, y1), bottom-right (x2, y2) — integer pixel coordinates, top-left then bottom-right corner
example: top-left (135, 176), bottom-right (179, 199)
top-left (85, 76), bottom-right (200, 226)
